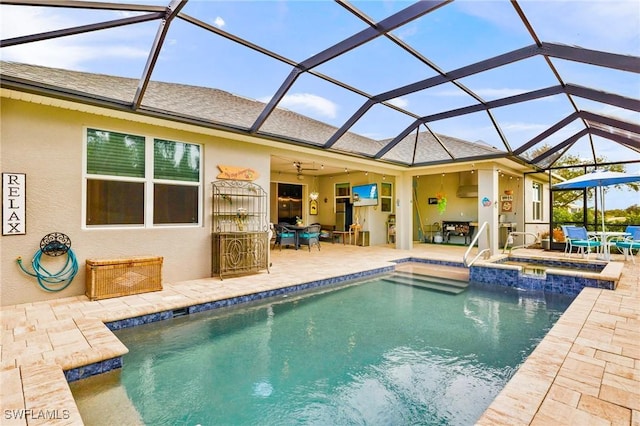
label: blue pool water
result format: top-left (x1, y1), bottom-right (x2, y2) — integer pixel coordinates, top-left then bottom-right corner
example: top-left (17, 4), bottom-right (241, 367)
top-left (109, 277), bottom-right (573, 425)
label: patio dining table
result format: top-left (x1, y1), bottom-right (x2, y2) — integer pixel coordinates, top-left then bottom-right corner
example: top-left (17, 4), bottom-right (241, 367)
top-left (588, 231), bottom-right (630, 261)
top-left (288, 224), bottom-right (307, 249)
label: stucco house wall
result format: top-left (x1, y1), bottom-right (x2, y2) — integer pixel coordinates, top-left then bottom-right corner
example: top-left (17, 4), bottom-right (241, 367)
top-left (1, 89), bottom-right (544, 307)
top-left (523, 174), bottom-right (553, 239)
top-left (269, 171), bottom-right (397, 246)
top-left (1, 98), bottom-right (271, 306)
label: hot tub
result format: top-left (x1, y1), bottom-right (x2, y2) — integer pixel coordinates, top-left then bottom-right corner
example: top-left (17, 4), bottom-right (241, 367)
top-left (469, 255), bottom-right (620, 296)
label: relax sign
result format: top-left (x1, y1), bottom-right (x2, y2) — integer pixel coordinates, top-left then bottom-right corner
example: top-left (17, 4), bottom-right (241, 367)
top-left (3, 173), bottom-right (26, 235)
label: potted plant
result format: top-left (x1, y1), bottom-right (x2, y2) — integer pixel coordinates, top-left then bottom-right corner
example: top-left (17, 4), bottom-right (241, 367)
top-left (235, 208), bottom-right (248, 231)
top-left (435, 192), bottom-right (447, 215)
top-left (540, 231), bottom-right (550, 250)
top-left (552, 228), bottom-right (565, 243)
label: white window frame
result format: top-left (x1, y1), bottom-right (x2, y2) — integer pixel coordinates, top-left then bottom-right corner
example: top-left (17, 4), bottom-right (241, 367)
top-left (532, 182), bottom-right (542, 221)
top-left (380, 182), bottom-right (393, 213)
top-left (82, 127), bottom-right (203, 229)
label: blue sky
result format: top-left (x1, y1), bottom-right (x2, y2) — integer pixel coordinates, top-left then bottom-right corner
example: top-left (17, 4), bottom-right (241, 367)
top-left (1, 0), bottom-right (639, 208)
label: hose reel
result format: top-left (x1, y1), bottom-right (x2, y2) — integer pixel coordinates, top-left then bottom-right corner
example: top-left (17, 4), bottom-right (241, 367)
top-left (40, 232), bottom-right (72, 256)
top-left (17, 232), bottom-right (78, 292)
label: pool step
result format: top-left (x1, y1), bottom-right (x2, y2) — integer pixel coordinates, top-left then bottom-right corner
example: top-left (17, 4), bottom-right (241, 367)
top-left (394, 262), bottom-right (470, 282)
top-left (382, 273), bottom-right (468, 295)
top-left (387, 262), bottom-right (470, 295)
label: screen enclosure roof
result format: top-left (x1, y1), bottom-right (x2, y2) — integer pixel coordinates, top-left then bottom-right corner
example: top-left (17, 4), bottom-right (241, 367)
top-left (1, 0), bottom-right (638, 173)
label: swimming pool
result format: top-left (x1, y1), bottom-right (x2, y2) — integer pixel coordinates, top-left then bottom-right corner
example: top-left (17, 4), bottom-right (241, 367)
top-left (71, 276), bottom-right (573, 425)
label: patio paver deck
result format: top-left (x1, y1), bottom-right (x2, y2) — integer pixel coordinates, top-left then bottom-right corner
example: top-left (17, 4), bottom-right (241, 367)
top-left (1, 243), bottom-right (638, 425)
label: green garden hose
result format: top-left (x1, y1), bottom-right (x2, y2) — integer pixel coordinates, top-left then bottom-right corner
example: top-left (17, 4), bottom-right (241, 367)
top-left (17, 248), bottom-right (78, 292)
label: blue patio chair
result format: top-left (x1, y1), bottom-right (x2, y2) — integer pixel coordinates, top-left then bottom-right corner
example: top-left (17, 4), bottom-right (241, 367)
top-left (565, 226), bottom-right (601, 259)
top-left (560, 225), bottom-right (571, 255)
top-left (614, 228), bottom-right (640, 263)
top-left (624, 225), bottom-right (640, 236)
top-left (274, 223), bottom-right (296, 250)
top-left (298, 224), bottom-right (321, 251)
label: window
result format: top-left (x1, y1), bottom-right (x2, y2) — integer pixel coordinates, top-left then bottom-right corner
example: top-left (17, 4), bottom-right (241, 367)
top-left (532, 182), bottom-right (542, 221)
top-left (153, 139), bottom-right (201, 225)
top-left (335, 182), bottom-right (350, 198)
top-left (381, 182), bottom-right (393, 212)
top-left (85, 129), bottom-right (201, 227)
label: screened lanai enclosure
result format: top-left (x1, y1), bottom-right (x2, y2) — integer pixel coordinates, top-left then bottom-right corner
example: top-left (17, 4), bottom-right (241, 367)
top-left (1, 0), bottom-right (638, 166)
top-left (1, 0), bottom-right (639, 238)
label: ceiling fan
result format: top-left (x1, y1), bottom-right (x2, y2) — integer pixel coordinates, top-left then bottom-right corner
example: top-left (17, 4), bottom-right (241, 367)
top-left (293, 161), bottom-right (319, 179)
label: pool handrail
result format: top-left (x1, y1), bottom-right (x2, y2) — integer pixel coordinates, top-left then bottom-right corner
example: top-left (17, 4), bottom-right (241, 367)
top-left (502, 231), bottom-right (541, 254)
top-left (463, 221), bottom-right (491, 267)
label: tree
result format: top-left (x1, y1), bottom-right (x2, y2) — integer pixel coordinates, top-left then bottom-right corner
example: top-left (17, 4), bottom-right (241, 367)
top-left (529, 144), bottom-right (639, 229)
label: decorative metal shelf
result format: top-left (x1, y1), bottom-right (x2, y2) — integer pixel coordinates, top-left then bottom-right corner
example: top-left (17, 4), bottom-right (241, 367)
top-left (211, 180), bottom-right (269, 279)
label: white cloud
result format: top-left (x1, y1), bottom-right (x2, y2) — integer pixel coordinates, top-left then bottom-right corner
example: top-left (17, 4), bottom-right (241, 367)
top-left (435, 87), bottom-right (531, 98)
top-left (1, 7), bottom-right (64, 38)
top-left (594, 105), bottom-right (640, 122)
top-left (500, 121), bottom-right (549, 133)
top-left (460, 0), bottom-right (639, 56)
top-left (0, 7), bottom-right (148, 70)
top-left (395, 24), bottom-right (418, 41)
top-left (528, 1), bottom-right (640, 55)
top-left (387, 97), bottom-right (409, 108)
top-left (2, 41), bottom-right (147, 70)
top-left (213, 16), bottom-right (225, 28)
top-left (277, 93), bottom-right (338, 119)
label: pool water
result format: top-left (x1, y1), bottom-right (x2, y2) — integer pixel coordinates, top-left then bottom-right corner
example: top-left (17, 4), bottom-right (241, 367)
top-left (81, 277), bottom-right (573, 425)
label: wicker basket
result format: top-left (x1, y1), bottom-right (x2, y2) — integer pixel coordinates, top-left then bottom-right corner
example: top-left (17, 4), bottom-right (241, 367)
top-left (86, 256), bottom-right (163, 301)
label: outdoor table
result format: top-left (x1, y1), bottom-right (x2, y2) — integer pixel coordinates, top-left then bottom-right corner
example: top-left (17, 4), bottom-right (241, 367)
top-left (588, 231), bottom-right (630, 261)
top-left (288, 224), bottom-right (307, 249)
top-left (332, 231), bottom-right (349, 244)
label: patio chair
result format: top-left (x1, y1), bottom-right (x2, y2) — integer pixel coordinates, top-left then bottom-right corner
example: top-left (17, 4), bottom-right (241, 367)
top-left (298, 224), bottom-right (321, 251)
top-left (564, 226), bottom-right (601, 259)
top-left (313, 223), bottom-right (334, 243)
top-left (614, 228), bottom-right (640, 263)
top-left (273, 223), bottom-right (297, 250)
top-left (560, 225), bottom-right (571, 255)
top-left (349, 223), bottom-right (362, 245)
top-left (624, 225), bottom-right (640, 236)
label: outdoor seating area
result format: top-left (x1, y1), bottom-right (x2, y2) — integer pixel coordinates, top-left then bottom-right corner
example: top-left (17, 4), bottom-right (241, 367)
top-left (562, 225), bottom-right (602, 259)
top-left (560, 224), bottom-right (640, 263)
top-left (274, 222), bottom-right (373, 249)
top-left (272, 223), bottom-right (321, 251)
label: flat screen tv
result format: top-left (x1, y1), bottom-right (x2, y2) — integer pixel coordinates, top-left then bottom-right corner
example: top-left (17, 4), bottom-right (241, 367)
top-left (352, 183), bottom-right (378, 206)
